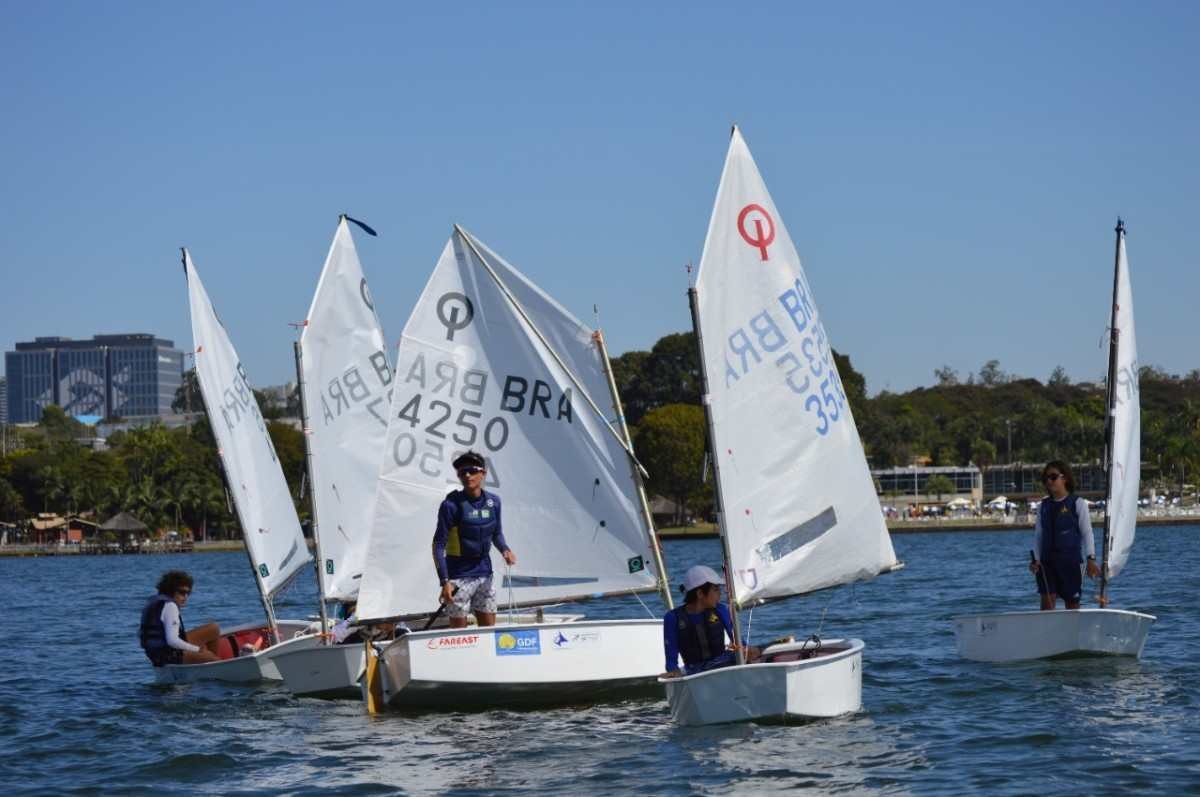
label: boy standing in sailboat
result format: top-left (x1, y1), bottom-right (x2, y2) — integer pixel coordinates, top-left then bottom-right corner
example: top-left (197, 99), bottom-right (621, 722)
top-left (432, 451), bottom-right (517, 628)
top-left (1029, 461), bottom-right (1101, 609)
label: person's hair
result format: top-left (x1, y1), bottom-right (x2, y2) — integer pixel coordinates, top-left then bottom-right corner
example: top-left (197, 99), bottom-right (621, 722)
top-left (156, 570), bottom-right (194, 595)
top-left (1042, 460), bottom-right (1075, 493)
top-left (683, 583), bottom-right (718, 605)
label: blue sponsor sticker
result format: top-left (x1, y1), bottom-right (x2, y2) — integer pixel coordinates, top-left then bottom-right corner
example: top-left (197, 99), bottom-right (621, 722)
top-left (495, 629), bottom-right (541, 656)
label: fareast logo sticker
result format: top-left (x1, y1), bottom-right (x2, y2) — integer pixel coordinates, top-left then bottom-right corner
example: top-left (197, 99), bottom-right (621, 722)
top-left (425, 634), bottom-right (480, 651)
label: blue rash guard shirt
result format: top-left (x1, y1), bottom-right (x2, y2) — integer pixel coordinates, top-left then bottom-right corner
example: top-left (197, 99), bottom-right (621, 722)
top-left (432, 489), bottom-right (511, 583)
top-left (663, 602), bottom-right (734, 674)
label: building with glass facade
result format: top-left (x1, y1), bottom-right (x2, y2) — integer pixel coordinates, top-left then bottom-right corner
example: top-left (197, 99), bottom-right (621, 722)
top-left (874, 465), bottom-right (983, 504)
top-left (0, 376), bottom-right (7, 426)
top-left (3, 334), bottom-right (183, 423)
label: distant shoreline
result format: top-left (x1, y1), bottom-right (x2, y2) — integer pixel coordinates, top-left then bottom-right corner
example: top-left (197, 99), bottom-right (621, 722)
top-left (657, 513), bottom-right (1198, 540)
top-left (0, 539), bottom-right (262, 558)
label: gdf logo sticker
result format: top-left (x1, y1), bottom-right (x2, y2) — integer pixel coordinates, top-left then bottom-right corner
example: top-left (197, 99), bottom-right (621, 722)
top-left (495, 629), bottom-right (541, 656)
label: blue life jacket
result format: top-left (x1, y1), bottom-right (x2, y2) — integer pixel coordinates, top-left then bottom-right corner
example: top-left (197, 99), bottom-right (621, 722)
top-left (1040, 494), bottom-right (1082, 562)
top-left (445, 491), bottom-right (499, 564)
top-left (139, 594), bottom-right (184, 664)
top-left (671, 605), bottom-right (728, 668)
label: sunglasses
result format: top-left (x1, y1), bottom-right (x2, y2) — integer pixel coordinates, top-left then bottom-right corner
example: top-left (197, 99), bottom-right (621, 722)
top-left (175, 588), bottom-right (192, 596)
top-left (1043, 473), bottom-right (1062, 482)
top-left (457, 466), bottom-right (484, 477)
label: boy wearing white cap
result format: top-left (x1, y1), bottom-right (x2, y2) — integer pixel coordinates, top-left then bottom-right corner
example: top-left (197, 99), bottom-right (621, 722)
top-left (662, 564), bottom-right (755, 677)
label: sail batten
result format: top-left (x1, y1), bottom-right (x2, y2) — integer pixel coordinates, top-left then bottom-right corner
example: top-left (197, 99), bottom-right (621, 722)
top-left (693, 127), bottom-right (899, 605)
top-left (355, 229), bottom-right (661, 622)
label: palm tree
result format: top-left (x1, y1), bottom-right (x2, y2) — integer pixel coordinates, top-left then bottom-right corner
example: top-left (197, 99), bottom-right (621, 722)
top-left (38, 465), bottom-right (65, 513)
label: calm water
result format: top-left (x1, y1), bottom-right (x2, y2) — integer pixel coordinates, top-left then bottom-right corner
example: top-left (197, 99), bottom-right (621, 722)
top-left (1, 526), bottom-right (1197, 795)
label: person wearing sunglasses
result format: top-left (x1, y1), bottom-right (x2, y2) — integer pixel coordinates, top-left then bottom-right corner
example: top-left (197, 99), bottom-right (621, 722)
top-left (1028, 461), bottom-right (1100, 610)
top-left (138, 570), bottom-right (222, 666)
top-left (431, 451), bottom-right (517, 628)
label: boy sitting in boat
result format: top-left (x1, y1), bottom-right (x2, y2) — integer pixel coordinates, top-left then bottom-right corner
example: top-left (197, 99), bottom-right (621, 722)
top-left (139, 570), bottom-right (222, 666)
top-left (662, 565), bottom-right (759, 677)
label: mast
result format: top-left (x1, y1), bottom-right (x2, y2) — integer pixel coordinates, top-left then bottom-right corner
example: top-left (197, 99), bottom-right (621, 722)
top-left (687, 283), bottom-right (745, 665)
top-left (1099, 218), bottom-right (1124, 608)
top-left (592, 328), bottom-right (674, 609)
top-left (294, 337), bottom-right (331, 640)
top-left (181, 248), bottom-right (279, 642)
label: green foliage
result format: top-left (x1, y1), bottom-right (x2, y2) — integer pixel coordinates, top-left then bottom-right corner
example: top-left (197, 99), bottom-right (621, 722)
top-left (926, 475), bottom-right (956, 499)
top-left (172, 368), bottom-right (204, 413)
top-left (610, 333), bottom-right (700, 426)
top-left (635, 404), bottom-right (707, 524)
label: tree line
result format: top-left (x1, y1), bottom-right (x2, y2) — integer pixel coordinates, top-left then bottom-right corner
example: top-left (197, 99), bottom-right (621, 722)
top-left (0, 391), bottom-right (307, 539)
top-left (611, 335), bottom-right (1200, 523)
top-left (3, 332), bottom-right (1198, 535)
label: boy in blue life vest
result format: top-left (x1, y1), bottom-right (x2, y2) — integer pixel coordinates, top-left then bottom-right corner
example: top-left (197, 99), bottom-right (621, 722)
top-left (431, 451), bottom-right (517, 628)
top-left (1029, 460), bottom-right (1101, 609)
top-left (661, 564), bottom-right (758, 678)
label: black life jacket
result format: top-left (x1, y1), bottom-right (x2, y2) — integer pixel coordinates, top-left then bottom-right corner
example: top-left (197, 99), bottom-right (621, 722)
top-left (1040, 494), bottom-right (1082, 562)
top-left (672, 605), bottom-right (727, 667)
top-left (445, 491), bottom-right (499, 562)
top-left (139, 594), bottom-right (184, 659)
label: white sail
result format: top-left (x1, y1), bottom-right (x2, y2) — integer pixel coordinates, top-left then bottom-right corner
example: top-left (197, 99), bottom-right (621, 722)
top-left (299, 218), bottom-right (391, 602)
top-left (694, 127), bottom-right (898, 606)
top-left (356, 227), bottom-right (660, 621)
top-left (1105, 227), bottom-right (1140, 580)
top-left (184, 250), bottom-right (312, 597)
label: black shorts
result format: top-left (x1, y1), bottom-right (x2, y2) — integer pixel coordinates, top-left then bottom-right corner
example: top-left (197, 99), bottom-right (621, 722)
top-left (147, 647), bottom-right (184, 667)
top-left (1035, 557), bottom-right (1083, 602)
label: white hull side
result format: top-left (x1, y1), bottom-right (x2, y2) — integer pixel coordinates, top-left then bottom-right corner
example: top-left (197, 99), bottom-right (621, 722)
top-left (372, 619), bottom-right (663, 710)
top-left (953, 608), bottom-right (1156, 662)
top-left (275, 611), bottom-right (584, 699)
top-left (660, 638), bottom-right (864, 726)
top-left (152, 619), bottom-right (316, 684)
top-left (274, 640), bottom-right (364, 699)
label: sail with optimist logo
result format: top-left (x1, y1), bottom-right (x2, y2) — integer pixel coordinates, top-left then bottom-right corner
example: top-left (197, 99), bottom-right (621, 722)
top-left (692, 126), bottom-right (900, 610)
top-left (355, 225), bottom-right (666, 623)
top-left (183, 250), bottom-right (312, 627)
top-left (297, 216), bottom-right (391, 606)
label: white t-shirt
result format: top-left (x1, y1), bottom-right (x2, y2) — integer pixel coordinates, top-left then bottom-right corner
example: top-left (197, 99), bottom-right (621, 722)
top-left (160, 600), bottom-right (201, 653)
top-left (1032, 496), bottom-right (1096, 562)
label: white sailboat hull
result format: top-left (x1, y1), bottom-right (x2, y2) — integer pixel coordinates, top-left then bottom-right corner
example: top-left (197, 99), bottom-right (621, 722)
top-left (276, 611), bottom-right (584, 698)
top-left (953, 608), bottom-right (1156, 662)
top-left (274, 638), bottom-right (365, 699)
top-left (660, 638), bottom-right (863, 726)
top-left (152, 619), bottom-right (317, 684)
top-left (370, 618), bottom-right (663, 710)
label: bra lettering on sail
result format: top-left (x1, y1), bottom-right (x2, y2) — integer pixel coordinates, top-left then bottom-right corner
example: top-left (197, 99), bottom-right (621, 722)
top-left (737, 203), bottom-right (776, 260)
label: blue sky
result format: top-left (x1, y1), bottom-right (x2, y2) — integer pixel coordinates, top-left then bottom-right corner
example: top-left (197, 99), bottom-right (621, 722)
top-left (3, 1), bottom-right (1197, 395)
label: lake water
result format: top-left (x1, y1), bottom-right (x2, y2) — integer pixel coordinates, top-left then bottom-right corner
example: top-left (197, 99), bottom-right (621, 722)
top-left (1, 525), bottom-right (1197, 795)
